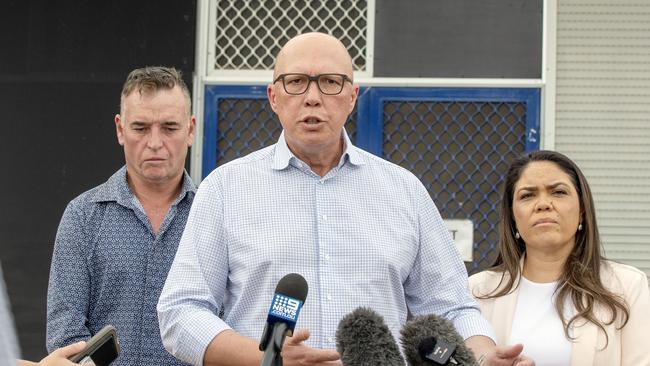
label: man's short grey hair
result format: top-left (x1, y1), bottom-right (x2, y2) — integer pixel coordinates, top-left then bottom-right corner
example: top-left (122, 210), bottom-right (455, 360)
top-left (120, 66), bottom-right (192, 115)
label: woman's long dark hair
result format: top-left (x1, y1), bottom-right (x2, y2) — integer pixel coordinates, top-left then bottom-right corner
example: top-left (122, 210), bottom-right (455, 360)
top-left (482, 150), bottom-right (629, 344)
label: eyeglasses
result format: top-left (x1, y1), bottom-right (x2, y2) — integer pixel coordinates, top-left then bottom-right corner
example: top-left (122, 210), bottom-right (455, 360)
top-left (273, 73), bottom-right (352, 95)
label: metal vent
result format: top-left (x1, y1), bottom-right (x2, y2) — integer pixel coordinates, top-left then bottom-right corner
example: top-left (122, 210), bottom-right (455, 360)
top-left (214, 0), bottom-right (368, 71)
top-left (555, 0), bottom-right (650, 278)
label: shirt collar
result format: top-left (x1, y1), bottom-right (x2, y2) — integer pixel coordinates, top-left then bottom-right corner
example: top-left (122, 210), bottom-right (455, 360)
top-left (92, 165), bottom-right (196, 207)
top-left (271, 129), bottom-right (365, 170)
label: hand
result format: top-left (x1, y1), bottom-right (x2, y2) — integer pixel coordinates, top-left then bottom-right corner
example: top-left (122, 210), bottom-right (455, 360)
top-left (481, 343), bottom-right (535, 366)
top-left (281, 329), bottom-right (342, 366)
top-left (38, 341), bottom-right (87, 366)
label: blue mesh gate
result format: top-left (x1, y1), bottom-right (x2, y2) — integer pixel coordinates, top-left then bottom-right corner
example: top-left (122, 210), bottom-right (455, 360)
top-left (202, 85), bottom-right (540, 273)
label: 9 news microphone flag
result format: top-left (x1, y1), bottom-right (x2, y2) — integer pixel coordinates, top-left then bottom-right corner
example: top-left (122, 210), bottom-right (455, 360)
top-left (259, 273), bottom-right (308, 366)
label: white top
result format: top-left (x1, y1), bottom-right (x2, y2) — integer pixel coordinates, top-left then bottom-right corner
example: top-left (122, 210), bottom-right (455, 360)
top-left (508, 277), bottom-right (572, 366)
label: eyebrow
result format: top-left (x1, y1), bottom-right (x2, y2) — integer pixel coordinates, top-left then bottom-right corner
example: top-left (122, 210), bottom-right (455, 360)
top-left (516, 182), bottom-right (571, 192)
top-left (129, 121), bottom-right (181, 126)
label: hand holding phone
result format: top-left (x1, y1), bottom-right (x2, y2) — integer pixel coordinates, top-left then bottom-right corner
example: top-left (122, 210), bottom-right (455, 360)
top-left (68, 325), bottom-right (120, 366)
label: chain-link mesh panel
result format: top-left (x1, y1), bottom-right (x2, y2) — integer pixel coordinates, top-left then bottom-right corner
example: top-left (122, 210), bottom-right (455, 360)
top-left (215, 0), bottom-right (367, 71)
top-left (217, 99), bottom-right (280, 163)
top-left (215, 98), bottom-right (358, 166)
top-left (383, 101), bottom-right (527, 274)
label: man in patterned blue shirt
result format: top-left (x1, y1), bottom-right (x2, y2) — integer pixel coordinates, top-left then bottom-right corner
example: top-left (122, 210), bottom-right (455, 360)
top-left (47, 67), bottom-right (196, 365)
top-left (158, 33), bottom-right (534, 366)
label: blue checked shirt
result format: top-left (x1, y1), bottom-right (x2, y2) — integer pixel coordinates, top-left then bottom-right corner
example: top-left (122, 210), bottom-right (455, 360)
top-left (47, 166), bottom-right (195, 365)
top-left (158, 131), bottom-right (495, 365)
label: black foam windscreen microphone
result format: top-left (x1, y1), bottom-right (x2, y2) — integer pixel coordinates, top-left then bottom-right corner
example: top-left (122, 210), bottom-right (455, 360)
top-left (259, 273), bottom-right (308, 366)
top-left (400, 314), bottom-right (478, 366)
top-left (336, 307), bottom-right (405, 366)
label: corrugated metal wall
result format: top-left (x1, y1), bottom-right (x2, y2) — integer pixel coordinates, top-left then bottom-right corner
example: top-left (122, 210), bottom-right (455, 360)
top-left (555, 1), bottom-right (650, 277)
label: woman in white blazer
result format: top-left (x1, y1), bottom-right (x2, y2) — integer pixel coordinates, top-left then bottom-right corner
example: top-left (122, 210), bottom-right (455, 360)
top-left (469, 150), bottom-right (649, 366)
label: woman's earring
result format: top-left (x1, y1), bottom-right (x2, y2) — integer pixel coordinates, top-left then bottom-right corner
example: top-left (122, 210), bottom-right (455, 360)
top-left (578, 223), bottom-right (583, 231)
top-left (515, 232), bottom-right (520, 239)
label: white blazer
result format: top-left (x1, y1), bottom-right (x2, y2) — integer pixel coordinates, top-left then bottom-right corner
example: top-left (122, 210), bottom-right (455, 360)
top-left (469, 260), bottom-right (650, 366)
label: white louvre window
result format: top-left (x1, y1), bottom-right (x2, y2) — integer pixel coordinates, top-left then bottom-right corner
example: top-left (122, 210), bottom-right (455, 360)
top-left (555, 1), bottom-right (650, 279)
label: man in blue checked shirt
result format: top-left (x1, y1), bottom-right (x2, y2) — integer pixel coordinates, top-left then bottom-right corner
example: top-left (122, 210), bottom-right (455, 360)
top-left (47, 67), bottom-right (196, 365)
top-left (158, 33), bottom-right (534, 366)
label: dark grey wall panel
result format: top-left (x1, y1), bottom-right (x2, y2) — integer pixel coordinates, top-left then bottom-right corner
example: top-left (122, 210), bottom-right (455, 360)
top-left (374, 0), bottom-right (543, 78)
top-left (0, 0), bottom-right (196, 360)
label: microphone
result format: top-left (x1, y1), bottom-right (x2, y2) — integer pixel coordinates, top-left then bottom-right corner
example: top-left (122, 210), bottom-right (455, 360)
top-left (259, 273), bottom-right (308, 366)
top-left (400, 314), bottom-right (477, 366)
top-left (336, 307), bottom-right (405, 366)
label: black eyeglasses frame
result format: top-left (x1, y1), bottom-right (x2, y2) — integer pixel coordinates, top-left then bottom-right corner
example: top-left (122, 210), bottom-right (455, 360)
top-left (272, 73), bottom-right (353, 95)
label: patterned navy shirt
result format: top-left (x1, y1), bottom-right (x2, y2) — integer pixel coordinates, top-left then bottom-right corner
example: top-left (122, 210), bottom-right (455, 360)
top-left (47, 166), bottom-right (195, 366)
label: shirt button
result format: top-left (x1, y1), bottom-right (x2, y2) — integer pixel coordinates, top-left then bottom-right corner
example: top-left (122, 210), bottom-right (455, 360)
top-left (319, 179), bottom-right (325, 184)
top-left (326, 295), bottom-right (332, 301)
top-left (324, 254), bottom-right (330, 261)
top-left (327, 337), bottom-right (334, 343)
top-left (322, 215), bottom-right (327, 221)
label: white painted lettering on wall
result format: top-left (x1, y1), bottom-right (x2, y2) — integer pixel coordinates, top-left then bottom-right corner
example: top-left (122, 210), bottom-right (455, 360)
top-left (443, 219), bottom-right (473, 262)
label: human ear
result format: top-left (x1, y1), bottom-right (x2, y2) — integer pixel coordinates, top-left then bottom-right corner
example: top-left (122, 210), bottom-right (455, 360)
top-left (115, 114), bottom-right (125, 146)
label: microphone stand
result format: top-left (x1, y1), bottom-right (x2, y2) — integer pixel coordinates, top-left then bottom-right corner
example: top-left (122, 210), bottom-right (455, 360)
top-left (260, 322), bottom-right (289, 366)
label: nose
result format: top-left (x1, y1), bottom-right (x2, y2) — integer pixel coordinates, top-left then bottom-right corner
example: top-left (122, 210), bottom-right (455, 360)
top-left (535, 195), bottom-right (553, 211)
top-left (303, 79), bottom-right (322, 106)
top-left (147, 126), bottom-right (163, 150)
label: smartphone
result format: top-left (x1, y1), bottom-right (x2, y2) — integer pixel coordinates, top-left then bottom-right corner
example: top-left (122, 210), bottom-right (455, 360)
top-left (69, 325), bottom-right (120, 365)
